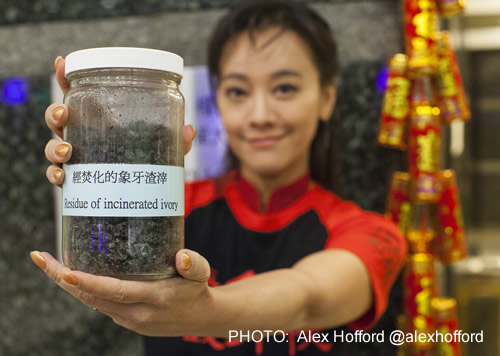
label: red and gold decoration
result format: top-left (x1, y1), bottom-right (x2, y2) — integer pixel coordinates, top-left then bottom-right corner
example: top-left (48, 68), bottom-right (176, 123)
top-left (404, 0), bottom-right (439, 75)
top-left (436, 31), bottom-right (471, 124)
top-left (386, 171), bottom-right (412, 235)
top-left (432, 297), bottom-right (462, 355)
top-left (437, 0), bottom-right (466, 18)
top-left (408, 77), bottom-right (442, 203)
top-left (404, 253), bottom-right (438, 351)
top-left (433, 170), bottom-right (467, 264)
top-left (379, 0), bottom-right (469, 354)
top-left (378, 54), bottom-right (411, 149)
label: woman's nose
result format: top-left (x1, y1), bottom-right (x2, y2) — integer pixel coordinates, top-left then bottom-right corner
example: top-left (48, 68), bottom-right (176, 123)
top-left (248, 92), bottom-right (276, 126)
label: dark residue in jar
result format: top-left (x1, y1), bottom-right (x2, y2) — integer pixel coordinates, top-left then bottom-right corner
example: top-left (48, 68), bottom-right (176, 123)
top-left (63, 99), bottom-right (183, 279)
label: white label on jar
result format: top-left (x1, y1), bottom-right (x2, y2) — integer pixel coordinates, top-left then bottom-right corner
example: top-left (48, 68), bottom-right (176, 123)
top-left (62, 164), bottom-right (184, 217)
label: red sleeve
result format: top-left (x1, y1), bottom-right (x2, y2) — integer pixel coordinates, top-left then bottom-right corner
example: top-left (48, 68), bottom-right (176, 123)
top-left (324, 201), bottom-right (407, 331)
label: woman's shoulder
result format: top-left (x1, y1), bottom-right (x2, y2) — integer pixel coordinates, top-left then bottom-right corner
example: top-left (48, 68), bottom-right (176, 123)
top-left (309, 183), bottom-right (359, 216)
top-left (310, 183), bottom-right (397, 232)
top-left (185, 172), bottom-right (235, 195)
top-left (185, 178), bottom-right (216, 194)
top-left (185, 172), bottom-right (235, 215)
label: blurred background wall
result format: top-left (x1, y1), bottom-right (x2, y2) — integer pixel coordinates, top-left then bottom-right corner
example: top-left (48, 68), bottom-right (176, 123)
top-left (0, 0), bottom-right (497, 355)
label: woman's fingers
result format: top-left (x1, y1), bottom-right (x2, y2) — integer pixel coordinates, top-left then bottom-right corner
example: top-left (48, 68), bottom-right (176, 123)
top-left (30, 251), bottom-right (135, 313)
top-left (54, 56), bottom-right (71, 95)
top-left (46, 165), bottom-right (65, 185)
top-left (45, 57), bottom-right (69, 137)
top-left (31, 251), bottom-right (153, 304)
top-left (45, 103), bottom-right (68, 138)
top-left (31, 252), bottom-right (158, 305)
top-left (183, 125), bottom-right (196, 155)
top-left (64, 270), bottom-right (162, 305)
top-left (176, 249), bottom-right (211, 283)
top-left (45, 138), bottom-right (72, 164)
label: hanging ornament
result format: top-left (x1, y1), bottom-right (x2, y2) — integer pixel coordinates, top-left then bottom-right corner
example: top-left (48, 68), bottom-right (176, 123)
top-left (436, 31), bottom-right (471, 124)
top-left (404, 0), bottom-right (440, 76)
top-left (378, 54), bottom-right (412, 149)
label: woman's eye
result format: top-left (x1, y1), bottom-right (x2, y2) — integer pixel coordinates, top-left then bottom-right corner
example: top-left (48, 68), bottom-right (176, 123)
top-left (226, 88), bottom-right (247, 99)
top-left (274, 84), bottom-right (298, 96)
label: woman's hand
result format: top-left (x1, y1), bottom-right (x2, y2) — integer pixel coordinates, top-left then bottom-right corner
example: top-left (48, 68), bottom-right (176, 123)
top-left (45, 56), bottom-right (196, 186)
top-left (30, 249), bottom-right (214, 337)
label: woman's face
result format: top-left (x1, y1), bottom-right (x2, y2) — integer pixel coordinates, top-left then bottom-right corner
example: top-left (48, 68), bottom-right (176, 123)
top-left (216, 28), bottom-right (336, 180)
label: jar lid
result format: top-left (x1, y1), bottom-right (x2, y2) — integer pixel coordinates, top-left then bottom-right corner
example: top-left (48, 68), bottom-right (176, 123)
top-left (65, 47), bottom-right (183, 77)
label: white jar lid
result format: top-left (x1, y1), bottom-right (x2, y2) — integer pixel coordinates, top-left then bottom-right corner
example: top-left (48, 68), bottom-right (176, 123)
top-left (65, 47), bottom-right (184, 77)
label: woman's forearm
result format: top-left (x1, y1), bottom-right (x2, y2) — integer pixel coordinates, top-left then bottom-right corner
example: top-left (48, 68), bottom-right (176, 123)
top-left (197, 249), bottom-right (373, 338)
top-left (204, 268), bottom-right (315, 338)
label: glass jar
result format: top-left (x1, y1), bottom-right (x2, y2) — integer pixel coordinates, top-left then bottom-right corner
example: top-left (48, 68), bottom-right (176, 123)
top-left (62, 48), bottom-right (184, 279)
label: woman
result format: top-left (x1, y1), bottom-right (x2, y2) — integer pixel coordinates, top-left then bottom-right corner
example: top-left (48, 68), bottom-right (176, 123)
top-left (32, 1), bottom-right (407, 355)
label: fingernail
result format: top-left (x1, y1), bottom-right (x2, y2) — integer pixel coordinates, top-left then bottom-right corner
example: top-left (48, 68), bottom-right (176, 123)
top-left (53, 170), bottom-right (62, 181)
top-left (30, 251), bottom-right (47, 270)
top-left (54, 56), bottom-right (63, 70)
top-left (181, 253), bottom-right (192, 271)
top-left (55, 144), bottom-right (70, 157)
top-left (52, 106), bottom-right (65, 121)
top-left (189, 125), bottom-right (196, 139)
top-left (62, 273), bottom-right (79, 286)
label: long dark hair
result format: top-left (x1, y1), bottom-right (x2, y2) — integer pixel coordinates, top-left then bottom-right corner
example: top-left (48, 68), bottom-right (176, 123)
top-left (207, 0), bottom-right (340, 192)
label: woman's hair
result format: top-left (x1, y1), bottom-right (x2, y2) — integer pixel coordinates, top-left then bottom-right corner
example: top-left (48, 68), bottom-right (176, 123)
top-left (207, 0), bottom-right (340, 192)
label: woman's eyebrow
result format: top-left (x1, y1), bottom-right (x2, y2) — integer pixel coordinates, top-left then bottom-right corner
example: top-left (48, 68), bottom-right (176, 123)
top-left (271, 70), bottom-right (302, 79)
top-left (220, 70), bottom-right (302, 82)
top-left (220, 73), bottom-right (248, 82)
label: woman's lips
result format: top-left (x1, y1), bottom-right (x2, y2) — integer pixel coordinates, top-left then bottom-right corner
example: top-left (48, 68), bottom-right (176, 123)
top-left (247, 135), bottom-right (284, 148)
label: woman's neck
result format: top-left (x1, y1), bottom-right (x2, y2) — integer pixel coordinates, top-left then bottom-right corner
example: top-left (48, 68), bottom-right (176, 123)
top-left (240, 163), bottom-right (309, 212)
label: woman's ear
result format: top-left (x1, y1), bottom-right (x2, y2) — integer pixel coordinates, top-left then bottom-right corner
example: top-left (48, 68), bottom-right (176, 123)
top-left (319, 81), bottom-right (337, 122)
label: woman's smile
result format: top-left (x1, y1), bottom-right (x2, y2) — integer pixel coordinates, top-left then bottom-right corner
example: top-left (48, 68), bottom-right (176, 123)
top-left (246, 133), bottom-right (286, 148)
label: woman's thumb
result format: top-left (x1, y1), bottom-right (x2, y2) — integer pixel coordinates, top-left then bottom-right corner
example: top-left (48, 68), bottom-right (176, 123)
top-left (175, 249), bottom-right (210, 282)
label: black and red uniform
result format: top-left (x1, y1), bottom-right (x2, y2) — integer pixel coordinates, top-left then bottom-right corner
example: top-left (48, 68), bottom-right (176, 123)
top-left (145, 171), bottom-right (407, 356)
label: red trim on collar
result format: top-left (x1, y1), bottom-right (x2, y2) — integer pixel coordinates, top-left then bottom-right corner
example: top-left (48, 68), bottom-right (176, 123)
top-left (236, 171), bottom-right (312, 214)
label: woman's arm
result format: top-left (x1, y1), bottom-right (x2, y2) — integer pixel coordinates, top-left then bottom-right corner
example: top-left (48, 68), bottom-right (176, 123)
top-left (209, 248), bottom-right (372, 336)
top-left (30, 247), bottom-right (372, 338)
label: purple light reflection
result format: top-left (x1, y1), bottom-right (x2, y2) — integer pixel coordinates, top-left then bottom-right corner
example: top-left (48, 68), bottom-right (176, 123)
top-left (91, 218), bottom-right (108, 253)
top-left (2, 77), bottom-right (29, 106)
top-left (98, 219), bottom-right (102, 253)
top-left (376, 66), bottom-right (389, 93)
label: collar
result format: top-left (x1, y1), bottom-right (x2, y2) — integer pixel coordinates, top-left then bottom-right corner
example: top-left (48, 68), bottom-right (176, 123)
top-left (235, 171), bottom-right (312, 214)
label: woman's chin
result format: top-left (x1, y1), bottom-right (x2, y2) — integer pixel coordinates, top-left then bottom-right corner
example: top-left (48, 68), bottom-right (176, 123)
top-left (241, 159), bottom-right (288, 178)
